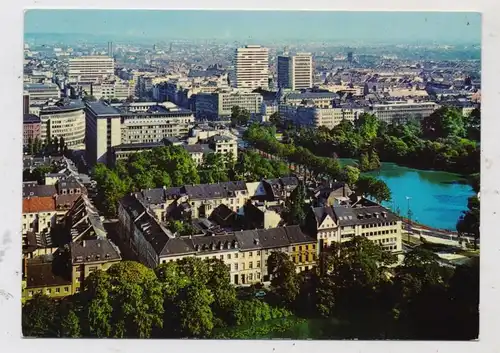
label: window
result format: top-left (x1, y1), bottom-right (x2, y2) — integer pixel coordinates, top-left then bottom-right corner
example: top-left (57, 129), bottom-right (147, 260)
top-left (235, 253), bottom-right (238, 259)
top-left (88, 266), bottom-right (98, 273)
top-left (220, 255), bottom-right (224, 260)
top-left (257, 261), bottom-right (261, 268)
top-left (257, 250), bottom-right (260, 256)
top-left (249, 251), bottom-right (253, 257)
top-left (64, 287), bottom-right (69, 292)
top-left (28, 291), bottom-right (33, 297)
top-left (234, 263), bottom-right (238, 270)
top-left (228, 254), bottom-right (231, 260)
top-left (45, 289), bottom-right (51, 295)
top-left (257, 273), bottom-right (261, 279)
top-left (56, 288), bottom-right (60, 293)
top-left (249, 262), bottom-right (253, 269)
top-left (249, 273), bottom-right (253, 281)
top-left (312, 244), bottom-right (316, 249)
top-left (292, 246), bottom-right (296, 252)
top-left (76, 287), bottom-right (80, 292)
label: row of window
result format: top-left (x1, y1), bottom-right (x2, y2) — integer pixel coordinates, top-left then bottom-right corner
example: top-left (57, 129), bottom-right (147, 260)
top-left (28, 286), bottom-right (70, 296)
top-left (362, 229), bottom-right (398, 236)
top-left (361, 222), bottom-right (398, 228)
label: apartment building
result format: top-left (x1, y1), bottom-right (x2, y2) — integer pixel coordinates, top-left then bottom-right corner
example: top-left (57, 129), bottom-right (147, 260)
top-left (23, 114), bottom-right (41, 146)
top-left (70, 238), bottom-right (122, 294)
top-left (283, 105), bottom-right (365, 129)
top-left (234, 45), bottom-right (269, 91)
top-left (22, 197), bottom-right (57, 236)
top-left (368, 101), bottom-right (440, 123)
top-left (133, 180), bottom-right (249, 221)
top-left (307, 205), bottom-right (402, 252)
top-left (85, 101), bottom-right (195, 166)
top-left (23, 83), bottom-right (61, 105)
top-left (281, 92), bottom-right (338, 108)
top-left (195, 91), bottom-right (263, 119)
top-left (91, 79), bottom-right (134, 100)
top-left (23, 257), bottom-right (72, 301)
top-left (68, 56), bottom-right (115, 83)
top-left (38, 99), bottom-right (86, 150)
top-left (277, 53), bottom-right (313, 90)
top-left (118, 193), bottom-right (316, 285)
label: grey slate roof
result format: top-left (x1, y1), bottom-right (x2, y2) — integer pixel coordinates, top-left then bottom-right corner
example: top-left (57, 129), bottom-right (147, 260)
top-left (312, 206), bottom-right (336, 224)
top-left (284, 225), bottom-right (315, 245)
top-left (190, 233), bottom-right (238, 254)
top-left (332, 205), bottom-right (399, 226)
top-left (23, 184), bottom-right (57, 198)
top-left (70, 237), bottom-right (121, 264)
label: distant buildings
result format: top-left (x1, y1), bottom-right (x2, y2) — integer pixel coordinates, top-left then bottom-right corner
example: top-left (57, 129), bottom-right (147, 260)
top-left (234, 45), bottom-right (269, 91)
top-left (90, 79), bottom-right (134, 100)
top-left (284, 105), bottom-right (365, 129)
top-left (68, 56), bottom-right (115, 83)
top-left (277, 53), bottom-right (313, 90)
top-left (85, 101), bottom-right (195, 166)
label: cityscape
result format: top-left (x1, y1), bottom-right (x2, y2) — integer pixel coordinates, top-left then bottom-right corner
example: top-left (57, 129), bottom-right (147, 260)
top-left (22, 10), bottom-right (480, 340)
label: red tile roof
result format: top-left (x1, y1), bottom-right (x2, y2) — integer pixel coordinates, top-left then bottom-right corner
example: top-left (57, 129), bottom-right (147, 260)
top-left (23, 197), bottom-right (56, 214)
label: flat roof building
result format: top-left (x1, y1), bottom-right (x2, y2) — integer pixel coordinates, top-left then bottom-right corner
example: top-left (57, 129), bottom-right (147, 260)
top-left (68, 56), bottom-right (115, 83)
top-left (234, 45), bottom-right (269, 91)
top-left (277, 53), bottom-right (313, 91)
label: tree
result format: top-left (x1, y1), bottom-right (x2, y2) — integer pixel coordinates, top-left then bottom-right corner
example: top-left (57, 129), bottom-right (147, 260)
top-left (456, 196), bottom-right (480, 249)
top-left (200, 152), bottom-right (229, 184)
top-left (269, 112), bottom-right (283, 126)
top-left (57, 299), bottom-right (81, 338)
top-left (284, 181), bottom-right (307, 226)
top-left (52, 136), bottom-right (59, 152)
top-left (27, 136), bottom-right (34, 155)
top-left (82, 270), bottom-right (113, 337)
top-left (267, 251), bottom-right (300, 307)
top-left (205, 259), bottom-right (237, 327)
top-left (34, 136), bottom-right (42, 154)
top-left (358, 153), bottom-right (371, 172)
top-left (176, 282), bottom-right (214, 337)
top-left (356, 113), bottom-right (380, 142)
top-left (59, 136), bottom-right (66, 152)
top-left (421, 107), bottom-right (465, 139)
top-left (341, 165), bottom-right (360, 186)
top-left (369, 151), bottom-right (381, 170)
top-left (355, 175), bottom-right (391, 204)
top-left (22, 293), bottom-right (58, 337)
top-left (231, 106), bottom-right (251, 127)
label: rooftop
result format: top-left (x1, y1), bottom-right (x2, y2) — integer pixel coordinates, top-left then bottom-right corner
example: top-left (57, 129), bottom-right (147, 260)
top-left (70, 238), bottom-right (121, 264)
top-left (26, 260), bottom-right (72, 289)
top-left (23, 197), bottom-right (56, 213)
top-left (23, 114), bottom-right (41, 124)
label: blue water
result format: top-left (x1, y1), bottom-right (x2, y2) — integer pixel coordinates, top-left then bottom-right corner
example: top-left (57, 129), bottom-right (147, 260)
top-left (341, 160), bottom-right (476, 231)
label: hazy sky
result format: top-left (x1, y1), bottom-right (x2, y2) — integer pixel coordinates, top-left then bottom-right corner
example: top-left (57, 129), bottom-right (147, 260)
top-left (24, 10), bottom-right (481, 43)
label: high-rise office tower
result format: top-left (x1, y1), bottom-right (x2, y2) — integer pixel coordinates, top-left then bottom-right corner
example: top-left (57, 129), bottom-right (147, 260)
top-left (234, 45), bottom-right (269, 90)
top-left (347, 51), bottom-right (353, 63)
top-left (277, 53), bottom-right (313, 90)
top-left (108, 42), bottom-right (114, 57)
top-left (68, 56), bottom-right (115, 83)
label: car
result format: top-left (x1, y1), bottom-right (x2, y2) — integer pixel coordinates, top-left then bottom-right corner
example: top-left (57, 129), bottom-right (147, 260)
top-left (255, 290), bottom-right (266, 298)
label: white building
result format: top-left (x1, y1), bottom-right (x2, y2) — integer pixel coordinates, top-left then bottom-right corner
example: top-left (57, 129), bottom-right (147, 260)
top-left (196, 90), bottom-right (263, 119)
top-left (277, 53), bottom-right (313, 90)
top-left (234, 45), bottom-right (269, 91)
top-left (85, 101), bottom-right (195, 166)
top-left (24, 83), bottom-right (61, 105)
top-left (38, 100), bottom-right (86, 150)
top-left (368, 100), bottom-right (440, 123)
top-left (282, 105), bottom-right (364, 129)
top-left (68, 56), bottom-right (115, 83)
top-left (91, 79), bottom-right (134, 100)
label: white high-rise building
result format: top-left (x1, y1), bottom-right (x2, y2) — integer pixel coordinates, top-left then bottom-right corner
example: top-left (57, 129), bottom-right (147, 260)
top-left (234, 45), bottom-right (269, 91)
top-left (68, 56), bottom-right (115, 83)
top-left (277, 53), bottom-right (313, 90)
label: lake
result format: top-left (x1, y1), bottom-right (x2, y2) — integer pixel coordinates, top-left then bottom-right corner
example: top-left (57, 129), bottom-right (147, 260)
top-left (341, 159), bottom-right (476, 231)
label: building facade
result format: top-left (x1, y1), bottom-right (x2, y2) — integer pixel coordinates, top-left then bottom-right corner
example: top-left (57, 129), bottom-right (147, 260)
top-left (68, 56), bottom-right (115, 83)
top-left (234, 45), bottom-right (269, 91)
top-left (368, 101), bottom-right (440, 123)
top-left (23, 114), bottom-right (41, 146)
top-left (277, 53), bottom-right (313, 90)
top-left (85, 101), bottom-right (194, 166)
top-left (38, 99), bottom-right (86, 150)
top-left (24, 83), bottom-right (61, 105)
top-left (195, 91), bottom-right (263, 119)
